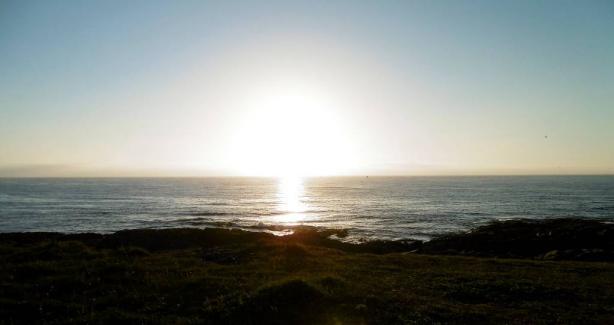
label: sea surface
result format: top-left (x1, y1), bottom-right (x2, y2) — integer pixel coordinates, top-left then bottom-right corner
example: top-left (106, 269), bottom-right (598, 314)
top-left (1, 176), bottom-right (613, 241)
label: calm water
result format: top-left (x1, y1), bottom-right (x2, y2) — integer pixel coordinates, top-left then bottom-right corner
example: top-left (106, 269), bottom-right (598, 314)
top-left (1, 176), bottom-right (613, 241)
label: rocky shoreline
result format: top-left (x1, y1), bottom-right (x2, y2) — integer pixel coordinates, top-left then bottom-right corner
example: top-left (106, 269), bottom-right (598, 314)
top-left (4, 218), bottom-right (612, 260)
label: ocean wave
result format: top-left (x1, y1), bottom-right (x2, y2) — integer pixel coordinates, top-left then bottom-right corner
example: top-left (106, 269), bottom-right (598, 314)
top-left (183, 211), bottom-right (232, 216)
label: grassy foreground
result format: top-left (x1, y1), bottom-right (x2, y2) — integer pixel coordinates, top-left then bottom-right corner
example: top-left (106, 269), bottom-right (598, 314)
top-left (1, 220), bottom-right (614, 324)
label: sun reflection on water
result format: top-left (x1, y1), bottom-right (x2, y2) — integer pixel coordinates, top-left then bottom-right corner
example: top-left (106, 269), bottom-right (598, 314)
top-left (274, 176), bottom-right (308, 223)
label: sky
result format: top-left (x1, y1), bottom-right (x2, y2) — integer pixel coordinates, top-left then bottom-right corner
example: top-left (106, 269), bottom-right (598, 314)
top-left (1, 0), bottom-right (613, 177)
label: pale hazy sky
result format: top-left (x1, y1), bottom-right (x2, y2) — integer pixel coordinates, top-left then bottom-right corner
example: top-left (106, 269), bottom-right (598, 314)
top-left (1, 0), bottom-right (613, 177)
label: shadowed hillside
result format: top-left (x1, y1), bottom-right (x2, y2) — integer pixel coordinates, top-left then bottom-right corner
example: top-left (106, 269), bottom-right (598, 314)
top-left (1, 219), bottom-right (614, 324)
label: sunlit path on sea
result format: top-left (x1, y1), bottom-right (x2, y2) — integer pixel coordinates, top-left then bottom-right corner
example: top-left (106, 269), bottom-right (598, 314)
top-left (271, 176), bottom-right (311, 224)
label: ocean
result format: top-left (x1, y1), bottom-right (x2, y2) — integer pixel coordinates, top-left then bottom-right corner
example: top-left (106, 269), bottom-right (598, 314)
top-left (1, 176), bottom-right (613, 241)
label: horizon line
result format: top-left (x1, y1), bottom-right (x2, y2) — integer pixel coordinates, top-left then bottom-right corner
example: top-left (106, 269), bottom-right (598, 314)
top-left (1, 174), bottom-right (613, 179)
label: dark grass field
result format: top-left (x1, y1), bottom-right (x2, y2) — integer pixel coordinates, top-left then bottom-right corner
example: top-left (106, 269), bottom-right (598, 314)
top-left (1, 219), bottom-right (613, 324)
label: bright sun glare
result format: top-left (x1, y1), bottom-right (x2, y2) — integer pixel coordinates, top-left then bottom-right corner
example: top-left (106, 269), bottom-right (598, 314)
top-left (273, 176), bottom-right (308, 224)
top-left (229, 84), bottom-right (355, 177)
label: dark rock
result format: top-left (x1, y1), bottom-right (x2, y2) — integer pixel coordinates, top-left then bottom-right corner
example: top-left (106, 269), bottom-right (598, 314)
top-left (420, 218), bottom-right (614, 261)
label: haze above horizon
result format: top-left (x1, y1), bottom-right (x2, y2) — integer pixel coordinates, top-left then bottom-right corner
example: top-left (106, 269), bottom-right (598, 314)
top-left (1, 1), bottom-right (613, 177)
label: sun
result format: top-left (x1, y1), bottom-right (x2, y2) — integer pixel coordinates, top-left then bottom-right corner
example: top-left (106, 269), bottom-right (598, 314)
top-left (228, 84), bottom-right (356, 177)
